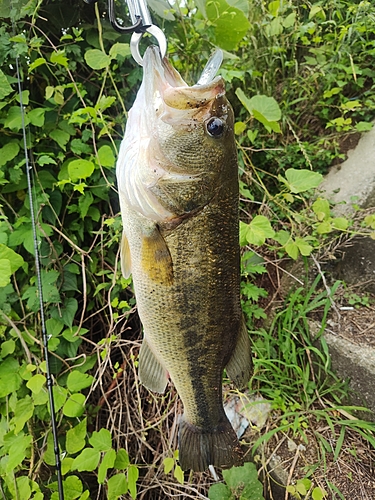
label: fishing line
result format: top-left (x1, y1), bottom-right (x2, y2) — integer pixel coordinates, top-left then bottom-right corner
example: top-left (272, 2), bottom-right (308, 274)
top-left (11, 11), bottom-right (65, 500)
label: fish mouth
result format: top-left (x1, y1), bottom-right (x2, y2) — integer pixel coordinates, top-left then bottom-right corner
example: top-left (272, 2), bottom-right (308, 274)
top-left (143, 46), bottom-right (225, 114)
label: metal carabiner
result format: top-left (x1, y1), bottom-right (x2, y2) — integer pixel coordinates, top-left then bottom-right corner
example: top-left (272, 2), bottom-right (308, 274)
top-left (125, 0), bottom-right (167, 65)
top-left (84, 0), bottom-right (167, 66)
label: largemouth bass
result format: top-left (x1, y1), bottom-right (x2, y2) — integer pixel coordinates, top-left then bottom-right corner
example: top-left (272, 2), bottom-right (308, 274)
top-left (116, 46), bottom-right (252, 472)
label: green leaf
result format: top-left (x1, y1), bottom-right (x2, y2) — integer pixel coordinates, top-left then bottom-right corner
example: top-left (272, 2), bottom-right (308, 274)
top-left (51, 297), bottom-right (78, 328)
top-left (1, 339), bottom-right (15, 357)
top-left (49, 129), bottom-right (70, 150)
top-left (206, 0), bottom-right (250, 51)
top-left (63, 393), bottom-right (86, 418)
top-left (284, 168), bottom-right (323, 193)
top-left (66, 418), bottom-right (87, 455)
top-left (67, 371), bottom-right (94, 392)
top-left (114, 448), bottom-right (130, 469)
top-left (222, 462), bottom-right (264, 499)
top-left (71, 448), bottom-right (100, 472)
top-left (50, 50), bottom-right (69, 68)
top-left (173, 465), bottom-right (184, 485)
top-left (26, 374), bottom-right (46, 394)
top-left (244, 215), bottom-right (275, 246)
top-left (312, 487), bottom-right (327, 500)
top-left (0, 259), bottom-right (12, 287)
top-left (89, 428), bottom-right (112, 451)
top-left (68, 159), bottom-right (95, 182)
top-left (295, 237), bottom-right (313, 257)
top-left (208, 482), bottom-right (231, 500)
top-left (62, 457), bottom-right (74, 475)
top-left (355, 121), bottom-right (373, 132)
top-left (312, 197), bottom-right (330, 221)
top-left (28, 108), bottom-right (45, 127)
top-left (107, 474), bottom-right (128, 500)
top-left (285, 240), bottom-right (299, 260)
top-left (98, 145), bottom-right (115, 167)
top-left (0, 244), bottom-right (24, 273)
top-left (127, 465), bottom-right (139, 498)
top-left (0, 142), bottom-right (20, 167)
top-left (236, 89), bottom-right (281, 122)
top-left (78, 191), bottom-right (94, 219)
top-left (98, 449), bottom-right (116, 484)
top-left (332, 217), bottom-right (348, 230)
top-left (62, 475), bottom-right (83, 499)
top-left (0, 69), bottom-right (13, 99)
top-left (12, 396), bottom-right (34, 434)
top-left (84, 49), bottom-right (111, 70)
top-left (109, 43), bottom-right (131, 60)
top-left (28, 57), bottom-right (46, 72)
top-left (6, 434), bottom-right (32, 472)
top-left (52, 385), bottom-right (68, 412)
top-left (163, 457), bottom-right (174, 474)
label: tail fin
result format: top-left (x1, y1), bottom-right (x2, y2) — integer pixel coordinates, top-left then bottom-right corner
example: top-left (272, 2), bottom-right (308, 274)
top-left (178, 416), bottom-right (243, 472)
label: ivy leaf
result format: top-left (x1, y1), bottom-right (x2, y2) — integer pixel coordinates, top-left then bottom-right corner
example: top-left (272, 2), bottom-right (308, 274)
top-left (6, 434), bottom-right (32, 472)
top-left (243, 215), bottom-right (275, 246)
top-left (68, 159), bottom-right (95, 182)
top-left (236, 89), bottom-right (281, 132)
top-left (312, 197), bottom-right (330, 221)
top-left (0, 259), bottom-right (12, 287)
top-left (109, 43), bottom-right (131, 59)
top-left (49, 129), bottom-right (70, 150)
top-left (98, 449), bottom-right (116, 484)
top-left (66, 418), bottom-right (87, 454)
top-left (208, 483), bottom-right (231, 500)
top-left (0, 142), bottom-right (20, 167)
top-left (63, 393), bottom-right (86, 417)
top-left (206, 0), bottom-right (250, 51)
top-left (12, 396), bottom-right (34, 434)
top-left (89, 428), bottom-right (112, 451)
top-left (84, 49), bottom-right (111, 70)
top-left (0, 69), bottom-right (13, 99)
top-left (61, 475), bottom-right (83, 499)
top-left (98, 145), bottom-right (115, 167)
top-left (295, 237), bottom-right (313, 257)
top-left (67, 371), bottom-right (94, 392)
top-left (114, 448), bottom-right (130, 469)
top-left (71, 448), bottom-right (100, 472)
top-left (26, 374), bottom-right (46, 394)
top-left (0, 243), bottom-right (24, 273)
top-left (127, 465), bottom-right (139, 499)
top-left (163, 457), bottom-right (174, 474)
top-left (283, 168), bottom-right (323, 193)
top-left (107, 474), bottom-right (128, 500)
top-left (173, 465), bottom-right (184, 485)
top-left (0, 339), bottom-right (15, 357)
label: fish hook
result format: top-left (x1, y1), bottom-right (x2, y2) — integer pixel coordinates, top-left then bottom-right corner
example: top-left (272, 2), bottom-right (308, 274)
top-left (84, 0), bottom-right (167, 66)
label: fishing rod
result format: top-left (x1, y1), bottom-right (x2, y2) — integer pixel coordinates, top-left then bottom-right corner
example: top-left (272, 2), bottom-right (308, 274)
top-left (10, 13), bottom-right (65, 500)
top-left (84, 0), bottom-right (167, 65)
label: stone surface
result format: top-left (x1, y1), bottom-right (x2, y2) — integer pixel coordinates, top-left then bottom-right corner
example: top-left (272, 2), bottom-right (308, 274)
top-left (329, 236), bottom-right (375, 293)
top-left (319, 124), bottom-right (375, 215)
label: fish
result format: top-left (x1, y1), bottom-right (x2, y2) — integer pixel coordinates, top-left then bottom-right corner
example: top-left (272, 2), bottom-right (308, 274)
top-left (116, 45), bottom-right (252, 472)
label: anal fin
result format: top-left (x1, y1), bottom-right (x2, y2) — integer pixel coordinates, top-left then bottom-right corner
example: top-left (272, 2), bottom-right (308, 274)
top-left (141, 225), bottom-right (173, 285)
top-left (225, 314), bottom-right (252, 388)
top-left (138, 338), bottom-right (168, 394)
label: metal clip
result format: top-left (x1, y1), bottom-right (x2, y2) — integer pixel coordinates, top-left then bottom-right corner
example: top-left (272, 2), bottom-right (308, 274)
top-left (84, 0), bottom-right (167, 66)
top-left (125, 0), bottom-right (167, 65)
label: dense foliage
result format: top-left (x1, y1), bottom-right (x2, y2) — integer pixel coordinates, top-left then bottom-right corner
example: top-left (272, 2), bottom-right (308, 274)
top-left (0, 0), bottom-right (375, 498)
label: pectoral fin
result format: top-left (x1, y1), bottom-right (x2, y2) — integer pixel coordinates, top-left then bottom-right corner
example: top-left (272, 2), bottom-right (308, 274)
top-left (138, 338), bottom-right (168, 394)
top-left (120, 232), bottom-right (132, 278)
top-left (225, 315), bottom-right (252, 389)
top-left (141, 225), bottom-right (173, 285)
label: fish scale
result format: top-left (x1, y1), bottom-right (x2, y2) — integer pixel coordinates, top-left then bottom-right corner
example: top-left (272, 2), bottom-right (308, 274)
top-left (116, 46), bottom-right (253, 471)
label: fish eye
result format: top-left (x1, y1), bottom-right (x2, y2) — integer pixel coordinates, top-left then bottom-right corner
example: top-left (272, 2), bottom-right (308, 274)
top-left (205, 117), bottom-right (225, 138)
